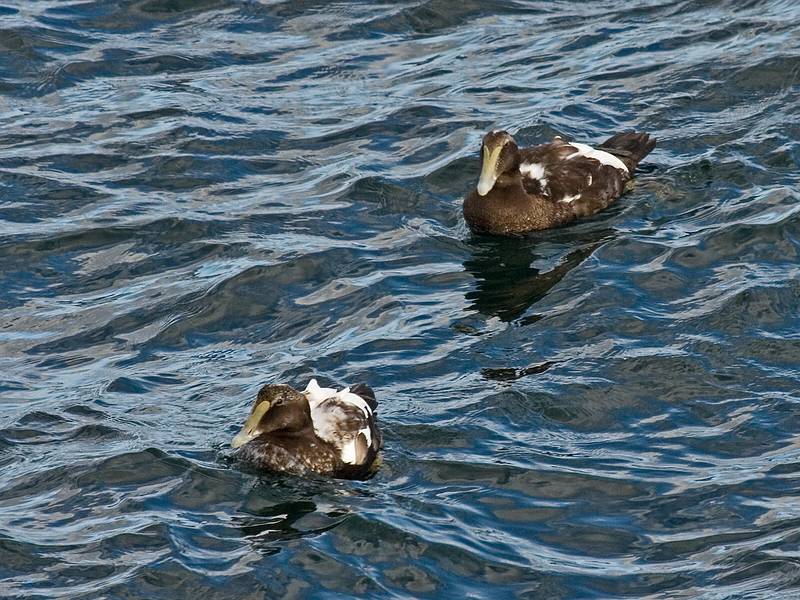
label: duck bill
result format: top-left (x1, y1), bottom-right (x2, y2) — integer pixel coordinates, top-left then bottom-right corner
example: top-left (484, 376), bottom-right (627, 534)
top-left (231, 429), bottom-right (253, 449)
top-left (477, 145), bottom-right (502, 196)
top-left (231, 400), bottom-right (272, 449)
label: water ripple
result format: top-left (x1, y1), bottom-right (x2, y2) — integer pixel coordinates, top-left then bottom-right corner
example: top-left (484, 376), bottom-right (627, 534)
top-left (2, 0), bottom-right (800, 597)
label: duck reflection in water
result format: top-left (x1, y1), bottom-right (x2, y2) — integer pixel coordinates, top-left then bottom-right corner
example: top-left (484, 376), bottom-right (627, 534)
top-left (463, 233), bottom-right (607, 323)
top-left (234, 491), bottom-right (350, 553)
top-left (463, 233), bottom-right (608, 382)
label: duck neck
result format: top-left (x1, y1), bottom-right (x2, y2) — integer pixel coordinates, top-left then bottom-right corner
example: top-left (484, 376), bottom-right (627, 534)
top-left (495, 171), bottom-right (523, 190)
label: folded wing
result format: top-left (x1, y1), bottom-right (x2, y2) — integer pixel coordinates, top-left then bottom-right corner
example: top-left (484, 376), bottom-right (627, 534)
top-left (305, 381), bottom-right (382, 465)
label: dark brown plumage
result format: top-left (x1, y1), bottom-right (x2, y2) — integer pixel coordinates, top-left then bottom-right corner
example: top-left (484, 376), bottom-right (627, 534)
top-left (463, 130), bottom-right (656, 236)
top-left (231, 381), bottom-right (382, 480)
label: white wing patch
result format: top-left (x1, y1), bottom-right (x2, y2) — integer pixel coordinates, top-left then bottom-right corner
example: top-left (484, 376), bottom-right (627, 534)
top-left (303, 379), bottom-right (375, 464)
top-left (567, 142), bottom-right (629, 173)
top-left (335, 387), bottom-right (373, 448)
top-left (304, 378), bottom-right (337, 406)
top-left (339, 433), bottom-right (368, 465)
top-left (519, 162), bottom-right (549, 189)
top-left (336, 387), bottom-right (372, 417)
top-left (559, 193), bottom-right (581, 204)
top-left (340, 438), bottom-right (357, 464)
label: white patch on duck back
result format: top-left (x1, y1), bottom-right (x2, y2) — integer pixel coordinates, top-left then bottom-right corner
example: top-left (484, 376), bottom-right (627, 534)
top-left (340, 433), bottom-right (368, 465)
top-left (519, 162), bottom-right (548, 189)
top-left (340, 438), bottom-right (358, 464)
top-left (559, 193), bottom-right (581, 204)
top-left (304, 378), bottom-right (337, 407)
top-left (567, 142), bottom-right (629, 173)
top-left (337, 387), bottom-right (372, 414)
top-left (304, 380), bottom-right (375, 464)
top-left (305, 379), bottom-right (373, 418)
top-left (337, 387), bottom-right (373, 448)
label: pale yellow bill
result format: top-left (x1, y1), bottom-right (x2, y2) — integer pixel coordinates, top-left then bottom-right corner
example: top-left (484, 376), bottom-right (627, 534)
top-left (231, 400), bottom-right (271, 448)
top-left (477, 145), bottom-right (503, 196)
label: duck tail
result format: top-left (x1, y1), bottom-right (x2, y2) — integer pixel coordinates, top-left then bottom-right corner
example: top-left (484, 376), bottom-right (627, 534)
top-left (599, 131), bottom-right (656, 172)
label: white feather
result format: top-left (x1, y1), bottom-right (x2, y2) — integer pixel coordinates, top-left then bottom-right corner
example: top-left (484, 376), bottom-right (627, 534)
top-left (519, 162), bottom-right (546, 180)
top-left (304, 379), bottom-right (375, 462)
top-left (567, 142), bottom-right (629, 173)
top-left (304, 378), bottom-right (337, 407)
top-left (335, 387), bottom-right (373, 447)
top-left (336, 387), bottom-right (372, 417)
top-left (340, 439), bottom-right (358, 464)
top-left (560, 193), bottom-right (581, 204)
top-left (519, 162), bottom-right (549, 189)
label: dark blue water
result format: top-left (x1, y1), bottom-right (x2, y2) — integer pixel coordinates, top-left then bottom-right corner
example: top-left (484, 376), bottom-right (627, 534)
top-left (2, 1), bottom-right (800, 597)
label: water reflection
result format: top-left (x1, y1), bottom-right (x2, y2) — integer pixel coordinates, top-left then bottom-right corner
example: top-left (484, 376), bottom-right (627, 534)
top-left (235, 479), bottom-right (351, 552)
top-left (3, 0), bottom-right (800, 597)
top-left (463, 233), bottom-right (606, 322)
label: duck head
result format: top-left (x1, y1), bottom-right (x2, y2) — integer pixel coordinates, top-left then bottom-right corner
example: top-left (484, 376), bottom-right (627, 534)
top-left (231, 384), bottom-right (311, 449)
top-left (477, 130), bottom-right (520, 196)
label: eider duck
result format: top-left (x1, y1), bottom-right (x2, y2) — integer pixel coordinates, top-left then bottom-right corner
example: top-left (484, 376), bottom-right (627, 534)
top-left (231, 379), bottom-right (382, 479)
top-left (463, 130), bottom-right (656, 236)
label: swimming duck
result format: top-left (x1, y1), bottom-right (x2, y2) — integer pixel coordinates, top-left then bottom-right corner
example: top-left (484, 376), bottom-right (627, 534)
top-left (463, 130), bottom-right (656, 236)
top-left (231, 379), bottom-right (382, 479)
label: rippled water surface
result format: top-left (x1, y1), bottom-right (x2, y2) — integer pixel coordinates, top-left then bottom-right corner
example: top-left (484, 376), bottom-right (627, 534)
top-left (2, 0), bottom-right (800, 597)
